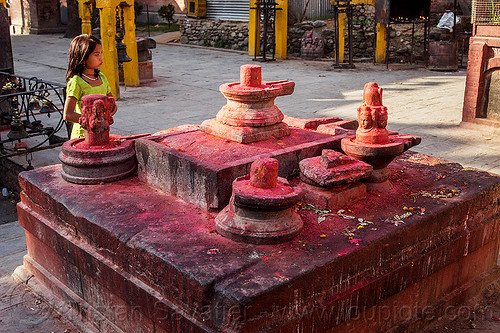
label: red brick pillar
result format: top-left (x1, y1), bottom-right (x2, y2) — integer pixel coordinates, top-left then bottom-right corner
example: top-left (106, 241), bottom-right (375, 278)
top-left (462, 40), bottom-right (488, 123)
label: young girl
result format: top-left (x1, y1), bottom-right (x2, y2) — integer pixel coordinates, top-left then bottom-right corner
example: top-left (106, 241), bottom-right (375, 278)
top-left (63, 34), bottom-right (116, 139)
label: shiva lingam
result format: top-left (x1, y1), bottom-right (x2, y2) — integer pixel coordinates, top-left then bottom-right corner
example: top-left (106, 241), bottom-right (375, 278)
top-left (341, 82), bottom-right (421, 191)
top-left (215, 157), bottom-right (303, 244)
top-left (299, 149), bottom-right (372, 209)
top-left (59, 94), bottom-right (137, 184)
top-left (201, 64), bottom-right (294, 143)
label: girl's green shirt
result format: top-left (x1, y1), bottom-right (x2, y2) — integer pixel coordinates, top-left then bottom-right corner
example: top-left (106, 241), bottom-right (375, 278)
top-left (66, 73), bottom-right (112, 139)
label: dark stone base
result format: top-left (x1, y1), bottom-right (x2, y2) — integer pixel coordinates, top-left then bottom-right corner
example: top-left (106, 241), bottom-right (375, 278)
top-left (14, 153), bottom-right (500, 332)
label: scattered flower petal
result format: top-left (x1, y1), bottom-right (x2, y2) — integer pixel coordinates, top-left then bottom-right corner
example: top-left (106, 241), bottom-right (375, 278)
top-left (207, 248), bottom-right (220, 255)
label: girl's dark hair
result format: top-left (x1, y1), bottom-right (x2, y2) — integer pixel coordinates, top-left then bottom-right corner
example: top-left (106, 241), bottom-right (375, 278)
top-left (65, 34), bottom-right (101, 82)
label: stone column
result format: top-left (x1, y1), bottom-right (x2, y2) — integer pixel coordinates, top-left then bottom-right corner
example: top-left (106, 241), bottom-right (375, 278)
top-left (96, 0), bottom-right (120, 99)
top-left (77, 0), bottom-right (92, 35)
top-left (122, 1), bottom-right (139, 87)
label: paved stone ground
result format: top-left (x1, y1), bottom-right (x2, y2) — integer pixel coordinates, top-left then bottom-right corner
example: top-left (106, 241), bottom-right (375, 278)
top-left (0, 33), bottom-right (500, 332)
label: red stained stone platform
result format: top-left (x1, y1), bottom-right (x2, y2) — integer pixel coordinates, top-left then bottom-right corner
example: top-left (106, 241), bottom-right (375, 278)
top-left (135, 127), bottom-right (342, 210)
top-left (15, 153), bottom-right (500, 333)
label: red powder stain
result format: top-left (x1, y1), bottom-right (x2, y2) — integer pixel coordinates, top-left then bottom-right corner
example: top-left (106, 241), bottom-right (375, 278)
top-left (275, 273), bottom-right (286, 279)
top-left (349, 239), bottom-right (363, 245)
top-left (339, 252), bottom-right (347, 256)
top-left (262, 256), bottom-right (270, 262)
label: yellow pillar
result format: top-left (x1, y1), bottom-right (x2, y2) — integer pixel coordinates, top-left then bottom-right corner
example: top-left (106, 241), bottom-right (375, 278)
top-left (0, 0), bottom-right (6, 8)
top-left (96, 0), bottom-right (120, 99)
top-left (375, 23), bottom-right (387, 63)
top-left (122, 2), bottom-right (139, 86)
top-left (78, 0), bottom-right (93, 35)
top-left (248, 0), bottom-right (260, 57)
top-left (275, 0), bottom-right (287, 60)
top-left (338, 13), bottom-right (346, 63)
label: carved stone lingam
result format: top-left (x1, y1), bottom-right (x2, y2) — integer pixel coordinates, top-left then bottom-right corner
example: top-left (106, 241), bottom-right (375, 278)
top-left (215, 157), bottom-right (303, 244)
top-left (341, 82), bottom-right (421, 192)
top-left (59, 94), bottom-right (137, 184)
top-left (200, 64), bottom-right (294, 143)
top-left (299, 149), bottom-right (372, 209)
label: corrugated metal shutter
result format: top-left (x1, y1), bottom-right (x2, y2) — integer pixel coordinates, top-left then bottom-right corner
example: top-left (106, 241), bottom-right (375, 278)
top-left (206, 0), bottom-right (250, 22)
top-left (289, 0), bottom-right (332, 20)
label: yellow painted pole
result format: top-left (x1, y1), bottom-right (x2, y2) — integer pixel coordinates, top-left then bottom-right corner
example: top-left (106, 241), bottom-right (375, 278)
top-left (96, 0), bottom-right (120, 99)
top-left (275, 0), bottom-right (287, 60)
top-left (375, 23), bottom-right (387, 63)
top-left (78, 0), bottom-right (93, 35)
top-left (248, 0), bottom-right (260, 57)
top-left (122, 3), bottom-right (139, 86)
top-left (0, 0), bottom-right (6, 8)
top-left (338, 13), bottom-right (346, 63)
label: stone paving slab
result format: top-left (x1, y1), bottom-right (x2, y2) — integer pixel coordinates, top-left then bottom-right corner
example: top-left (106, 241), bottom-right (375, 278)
top-left (0, 220), bottom-right (78, 332)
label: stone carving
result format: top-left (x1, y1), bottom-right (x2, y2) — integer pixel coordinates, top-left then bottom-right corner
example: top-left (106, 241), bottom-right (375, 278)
top-left (300, 149), bottom-right (372, 188)
top-left (215, 157), bottom-right (303, 244)
top-left (356, 82), bottom-right (389, 144)
top-left (300, 30), bottom-right (324, 60)
top-left (59, 94), bottom-right (139, 184)
top-left (341, 82), bottom-right (421, 191)
top-left (200, 64), bottom-right (294, 143)
top-left (298, 149), bottom-right (372, 210)
top-left (79, 94), bottom-right (115, 147)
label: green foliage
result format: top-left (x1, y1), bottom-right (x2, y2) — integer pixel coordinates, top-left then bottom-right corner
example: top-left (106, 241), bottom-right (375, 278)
top-left (158, 4), bottom-right (176, 27)
top-left (135, 22), bottom-right (180, 33)
top-left (214, 39), bottom-right (229, 49)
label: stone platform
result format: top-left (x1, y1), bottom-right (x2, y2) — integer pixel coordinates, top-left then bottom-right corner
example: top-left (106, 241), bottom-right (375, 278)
top-left (14, 152), bottom-right (500, 333)
top-left (136, 127), bottom-right (342, 210)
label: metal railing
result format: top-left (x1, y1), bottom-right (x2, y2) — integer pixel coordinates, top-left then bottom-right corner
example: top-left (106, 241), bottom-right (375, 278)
top-left (472, 0), bottom-right (500, 25)
top-left (0, 72), bottom-right (68, 164)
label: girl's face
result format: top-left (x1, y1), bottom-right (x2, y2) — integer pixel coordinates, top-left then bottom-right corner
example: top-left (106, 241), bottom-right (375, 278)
top-left (85, 44), bottom-right (103, 70)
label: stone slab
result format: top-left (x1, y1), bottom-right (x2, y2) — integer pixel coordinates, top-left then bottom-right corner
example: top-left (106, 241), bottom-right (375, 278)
top-left (135, 128), bottom-right (343, 209)
top-left (15, 152), bottom-right (500, 332)
top-left (298, 181), bottom-right (367, 211)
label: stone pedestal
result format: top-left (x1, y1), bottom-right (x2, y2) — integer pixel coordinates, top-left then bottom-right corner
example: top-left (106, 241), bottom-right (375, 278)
top-left (215, 158), bottom-right (304, 244)
top-left (136, 126), bottom-right (343, 210)
top-left (14, 153), bottom-right (500, 333)
top-left (298, 150), bottom-right (372, 210)
top-left (341, 83), bottom-right (421, 192)
top-left (201, 64), bottom-right (295, 143)
top-left (59, 94), bottom-right (140, 184)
